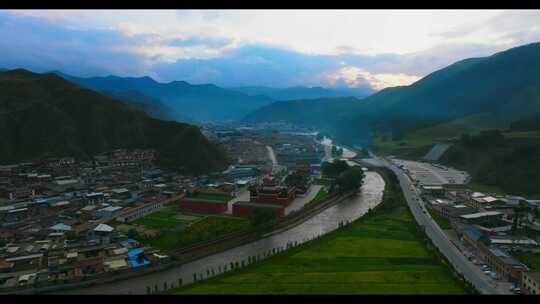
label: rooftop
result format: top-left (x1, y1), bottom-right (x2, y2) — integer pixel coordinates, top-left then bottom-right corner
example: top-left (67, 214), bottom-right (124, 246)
top-left (460, 211), bottom-right (502, 219)
top-left (94, 223), bottom-right (114, 233)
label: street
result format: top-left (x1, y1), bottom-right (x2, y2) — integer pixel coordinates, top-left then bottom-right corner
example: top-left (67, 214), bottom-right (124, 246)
top-left (367, 152), bottom-right (512, 295)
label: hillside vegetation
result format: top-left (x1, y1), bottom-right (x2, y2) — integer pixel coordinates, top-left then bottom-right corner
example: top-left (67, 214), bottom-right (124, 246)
top-left (440, 129), bottom-right (540, 197)
top-left (242, 42), bottom-right (540, 147)
top-left (0, 69), bottom-right (229, 174)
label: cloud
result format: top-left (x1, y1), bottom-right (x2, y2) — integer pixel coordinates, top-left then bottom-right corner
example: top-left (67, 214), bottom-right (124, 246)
top-left (1, 9), bottom-right (540, 91)
top-left (326, 66), bottom-right (421, 90)
top-left (164, 36), bottom-right (234, 48)
top-left (0, 11), bottom-right (152, 77)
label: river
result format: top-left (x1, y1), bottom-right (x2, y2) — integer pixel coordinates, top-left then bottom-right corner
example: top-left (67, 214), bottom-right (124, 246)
top-left (58, 171), bottom-right (385, 295)
top-left (320, 137), bottom-right (357, 163)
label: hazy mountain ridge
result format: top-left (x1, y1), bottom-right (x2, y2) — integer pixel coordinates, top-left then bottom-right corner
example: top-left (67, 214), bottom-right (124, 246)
top-left (53, 72), bottom-right (276, 123)
top-left (231, 85), bottom-right (374, 101)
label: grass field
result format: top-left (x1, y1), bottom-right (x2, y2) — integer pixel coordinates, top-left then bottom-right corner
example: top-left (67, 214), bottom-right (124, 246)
top-left (169, 170), bottom-right (470, 295)
top-left (130, 206), bottom-right (250, 252)
top-left (372, 136), bottom-right (433, 160)
top-left (509, 251), bottom-right (540, 269)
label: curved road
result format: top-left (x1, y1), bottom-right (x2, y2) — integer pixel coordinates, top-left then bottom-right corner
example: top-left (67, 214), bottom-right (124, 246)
top-left (368, 152), bottom-right (511, 295)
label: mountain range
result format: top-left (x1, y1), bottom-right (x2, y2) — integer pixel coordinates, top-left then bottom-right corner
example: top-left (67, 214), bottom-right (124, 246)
top-left (0, 69), bottom-right (229, 173)
top-left (52, 71), bottom-right (378, 125)
top-left (243, 42), bottom-right (540, 146)
top-left (231, 85), bottom-right (374, 101)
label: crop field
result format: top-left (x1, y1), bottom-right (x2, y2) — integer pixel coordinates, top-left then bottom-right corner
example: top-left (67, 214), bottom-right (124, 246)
top-left (138, 215), bottom-right (250, 251)
top-left (170, 172), bottom-right (469, 294)
top-left (137, 211), bottom-right (251, 252)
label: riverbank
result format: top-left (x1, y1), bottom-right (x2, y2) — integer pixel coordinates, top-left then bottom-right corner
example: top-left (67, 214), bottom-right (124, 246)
top-left (51, 171), bottom-right (384, 294)
top-left (169, 168), bottom-right (470, 295)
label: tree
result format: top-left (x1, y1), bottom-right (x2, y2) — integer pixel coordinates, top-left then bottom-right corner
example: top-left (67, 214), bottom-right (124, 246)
top-left (322, 160), bottom-right (350, 178)
top-left (284, 172), bottom-right (307, 188)
top-left (336, 167), bottom-right (365, 194)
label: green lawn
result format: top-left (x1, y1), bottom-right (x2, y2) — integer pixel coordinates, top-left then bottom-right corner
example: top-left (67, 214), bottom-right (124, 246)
top-left (169, 170), bottom-right (470, 294)
top-left (510, 251), bottom-right (540, 269)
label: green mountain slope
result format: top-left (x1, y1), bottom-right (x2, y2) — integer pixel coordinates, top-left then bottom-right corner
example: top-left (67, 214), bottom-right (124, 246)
top-left (0, 69), bottom-right (229, 174)
top-left (102, 90), bottom-right (194, 123)
top-left (242, 42), bottom-right (540, 146)
top-left (440, 130), bottom-right (540, 197)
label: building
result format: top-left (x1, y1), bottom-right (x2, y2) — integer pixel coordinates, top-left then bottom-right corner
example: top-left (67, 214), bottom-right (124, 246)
top-left (522, 271), bottom-right (540, 295)
top-left (462, 226), bottom-right (489, 252)
top-left (232, 201), bottom-right (284, 218)
top-left (116, 200), bottom-right (166, 223)
top-left (95, 206), bottom-right (123, 219)
top-left (179, 190), bottom-right (230, 214)
top-left (459, 211), bottom-right (503, 226)
top-left (249, 177), bottom-right (296, 207)
top-left (85, 192), bottom-right (105, 205)
top-left (441, 204), bottom-right (476, 220)
top-left (477, 243), bottom-right (527, 284)
top-left (420, 185), bottom-right (444, 196)
top-left (489, 237), bottom-right (540, 249)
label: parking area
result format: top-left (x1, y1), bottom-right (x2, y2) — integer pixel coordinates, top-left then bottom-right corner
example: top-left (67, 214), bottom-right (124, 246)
top-left (391, 159), bottom-right (469, 186)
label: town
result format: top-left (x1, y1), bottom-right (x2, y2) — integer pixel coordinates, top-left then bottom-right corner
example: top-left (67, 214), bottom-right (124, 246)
top-left (0, 123), bottom-right (355, 293)
top-left (2, 120), bottom-right (540, 295)
top-left (379, 157), bottom-right (540, 295)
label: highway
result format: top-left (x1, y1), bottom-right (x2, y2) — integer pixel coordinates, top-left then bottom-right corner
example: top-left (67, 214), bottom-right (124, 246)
top-left (367, 152), bottom-right (512, 295)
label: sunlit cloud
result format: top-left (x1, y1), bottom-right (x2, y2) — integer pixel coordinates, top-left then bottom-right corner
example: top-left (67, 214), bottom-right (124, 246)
top-left (326, 66), bottom-right (421, 90)
top-left (1, 10), bottom-right (540, 89)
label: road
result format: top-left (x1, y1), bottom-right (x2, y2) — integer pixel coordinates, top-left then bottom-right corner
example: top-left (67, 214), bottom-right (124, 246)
top-left (367, 152), bottom-right (511, 295)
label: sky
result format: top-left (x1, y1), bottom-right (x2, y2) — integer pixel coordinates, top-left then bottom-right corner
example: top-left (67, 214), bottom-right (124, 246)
top-left (1, 9), bottom-right (540, 90)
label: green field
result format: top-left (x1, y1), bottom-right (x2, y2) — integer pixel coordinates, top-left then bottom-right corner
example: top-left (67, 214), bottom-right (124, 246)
top-left (372, 136), bottom-right (434, 160)
top-left (371, 113), bottom-right (502, 160)
top-left (170, 170), bottom-right (470, 294)
top-left (510, 251), bottom-right (540, 269)
top-left (131, 207), bottom-right (250, 252)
